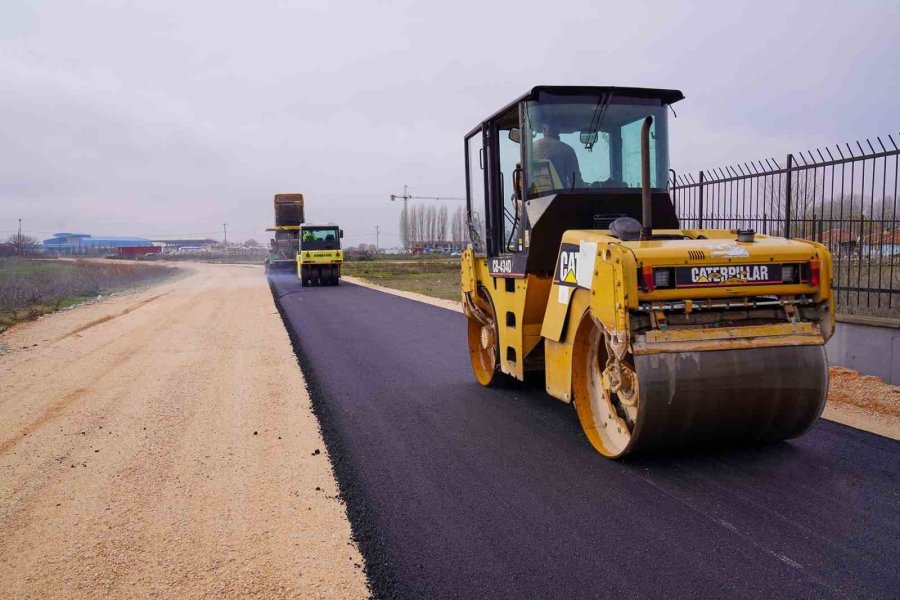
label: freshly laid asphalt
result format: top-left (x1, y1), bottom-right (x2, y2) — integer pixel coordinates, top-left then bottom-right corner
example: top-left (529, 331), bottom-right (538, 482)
top-left (269, 274), bottom-right (899, 600)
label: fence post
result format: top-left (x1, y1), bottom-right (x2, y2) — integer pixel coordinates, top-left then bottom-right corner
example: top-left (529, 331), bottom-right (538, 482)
top-left (698, 171), bottom-right (705, 229)
top-left (784, 153), bottom-right (793, 238)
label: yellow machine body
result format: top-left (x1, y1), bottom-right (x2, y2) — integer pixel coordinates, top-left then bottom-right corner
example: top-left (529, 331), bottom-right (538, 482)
top-left (296, 223), bottom-right (344, 287)
top-left (265, 192), bottom-right (305, 272)
top-left (461, 86), bottom-right (835, 458)
top-left (462, 231), bottom-right (834, 458)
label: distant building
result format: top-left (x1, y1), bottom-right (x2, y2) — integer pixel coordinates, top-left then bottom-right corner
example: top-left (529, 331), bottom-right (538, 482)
top-left (43, 233), bottom-right (156, 255)
top-left (117, 246), bottom-right (162, 258)
top-left (151, 238), bottom-right (217, 250)
top-left (819, 228), bottom-right (857, 256)
top-left (408, 240), bottom-right (464, 254)
top-left (861, 228), bottom-right (900, 257)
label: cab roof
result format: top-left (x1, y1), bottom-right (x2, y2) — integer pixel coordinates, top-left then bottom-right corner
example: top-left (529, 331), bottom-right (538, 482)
top-left (469, 85), bottom-right (685, 136)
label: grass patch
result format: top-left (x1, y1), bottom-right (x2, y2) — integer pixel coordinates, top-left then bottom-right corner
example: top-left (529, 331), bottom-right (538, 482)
top-left (0, 258), bottom-right (178, 331)
top-left (342, 256), bottom-right (461, 301)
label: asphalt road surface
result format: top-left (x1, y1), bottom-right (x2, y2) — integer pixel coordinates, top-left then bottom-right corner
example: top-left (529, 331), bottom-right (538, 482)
top-left (269, 275), bottom-right (900, 600)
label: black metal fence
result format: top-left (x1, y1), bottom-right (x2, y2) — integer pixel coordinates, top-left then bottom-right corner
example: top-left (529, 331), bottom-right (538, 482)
top-left (670, 133), bottom-right (900, 318)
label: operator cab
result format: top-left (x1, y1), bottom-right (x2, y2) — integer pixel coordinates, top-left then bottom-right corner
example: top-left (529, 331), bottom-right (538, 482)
top-left (299, 224), bottom-right (343, 251)
top-left (464, 86), bottom-right (684, 276)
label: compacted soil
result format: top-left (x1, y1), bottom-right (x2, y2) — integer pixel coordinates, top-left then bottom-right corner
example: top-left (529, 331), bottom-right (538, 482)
top-left (0, 262), bottom-right (367, 599)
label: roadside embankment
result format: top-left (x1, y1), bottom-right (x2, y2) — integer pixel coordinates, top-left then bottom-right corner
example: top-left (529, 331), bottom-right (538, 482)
top-left (0, 262), bottom-right (368, 599)
top-left (0, 258), bottom-right (178, 332)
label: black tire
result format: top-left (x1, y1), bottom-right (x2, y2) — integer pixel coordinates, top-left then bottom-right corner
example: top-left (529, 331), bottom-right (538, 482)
top-left (313, 267), bottom-right (322, 286)
top-left (330, 266), bottom-right (339, 286)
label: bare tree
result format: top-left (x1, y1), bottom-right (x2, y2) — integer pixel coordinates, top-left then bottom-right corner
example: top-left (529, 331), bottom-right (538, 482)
top-left (415, 204), bottom-right (426, 243)
top-left (407, 204), bottom-right (420, 244)
top-left (399, 206), bottom-right (410, 249)
top-left (436, 205), bottom-right (448, 242)
top-left (423, 205), bottom-right (435, 242)
top-left (450, 206), bottom-right (465, 245)
top-left (6, 233), bottom-right (39, 256)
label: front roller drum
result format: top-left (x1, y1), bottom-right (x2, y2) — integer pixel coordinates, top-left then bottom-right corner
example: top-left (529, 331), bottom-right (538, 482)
top-left (573, 324), bottom-right (828, 458)
top-left (467, 318), bottom-right (499, 386)
top-left (465, 289), bottom-right (499, 387)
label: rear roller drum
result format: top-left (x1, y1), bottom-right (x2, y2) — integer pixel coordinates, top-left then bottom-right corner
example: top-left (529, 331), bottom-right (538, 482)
top-left (572, 319), bottom-right (829, 459)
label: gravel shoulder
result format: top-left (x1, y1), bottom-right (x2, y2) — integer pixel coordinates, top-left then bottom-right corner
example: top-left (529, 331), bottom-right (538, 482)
top-left (0, 262), bottom-right (368, 599)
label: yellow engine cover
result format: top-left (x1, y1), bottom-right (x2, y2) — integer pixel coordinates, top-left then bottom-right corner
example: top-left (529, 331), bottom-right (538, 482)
top-left (298, 249), bottom-right (343, 266)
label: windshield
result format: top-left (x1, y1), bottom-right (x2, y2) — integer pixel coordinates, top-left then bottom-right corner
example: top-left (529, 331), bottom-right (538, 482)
top-left (300, 227), bottom-right (340, 249)
top-left (523, 94), bottom-right (670, 198)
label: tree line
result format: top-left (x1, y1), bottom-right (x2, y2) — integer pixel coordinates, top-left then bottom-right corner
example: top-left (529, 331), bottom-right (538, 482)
top-left (400, 203), bottom-right (467, 247)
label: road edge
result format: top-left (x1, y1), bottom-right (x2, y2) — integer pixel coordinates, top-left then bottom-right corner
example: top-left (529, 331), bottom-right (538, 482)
top-left (268, 277), bottom-right (393, 600)
top-left (341, 276), bottom-right (462, 313)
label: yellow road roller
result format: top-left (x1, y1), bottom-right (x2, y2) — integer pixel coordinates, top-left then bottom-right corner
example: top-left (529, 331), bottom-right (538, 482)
top-left (460, 86), bottom-right (834, 458)
top-left (297, 223), bottom-right (344, 286)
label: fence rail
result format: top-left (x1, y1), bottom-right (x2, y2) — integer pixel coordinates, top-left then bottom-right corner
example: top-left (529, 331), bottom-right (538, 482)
top-left (670, 133), bottom-right (900, 318)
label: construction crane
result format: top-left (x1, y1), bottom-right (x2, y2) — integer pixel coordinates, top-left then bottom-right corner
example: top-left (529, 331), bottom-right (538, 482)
top-left (390, 185), bottom-right (465, 249)
top-left (389, 184), bottom-right (465, 205)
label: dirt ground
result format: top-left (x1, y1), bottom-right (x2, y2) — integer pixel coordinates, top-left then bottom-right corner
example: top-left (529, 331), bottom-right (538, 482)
top-left (823, 367), bottom-right (900, 439)
top-left (0, 262), bottom-right (368, 599)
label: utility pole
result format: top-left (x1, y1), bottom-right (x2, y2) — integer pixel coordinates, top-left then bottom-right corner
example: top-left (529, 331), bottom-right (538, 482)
top-left (17, 219), bottom-right (22, 255)
top-left (375, 226), bottom-right (380, 252)
top-left (223, 223), bottom-right (228, 246)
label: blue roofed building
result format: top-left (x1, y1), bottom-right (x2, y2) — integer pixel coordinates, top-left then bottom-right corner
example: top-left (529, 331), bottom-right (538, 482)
top-left (43, 233), bottom-right (155, 254)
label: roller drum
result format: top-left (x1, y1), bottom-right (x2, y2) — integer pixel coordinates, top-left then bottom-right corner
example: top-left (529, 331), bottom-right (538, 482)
top-left (630, 345), bottom-right (828, 453)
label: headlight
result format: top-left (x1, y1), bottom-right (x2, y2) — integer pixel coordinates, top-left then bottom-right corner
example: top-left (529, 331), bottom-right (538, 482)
top-left (654, 268), bottom-right (675, 289)
top-left (782, 264), bottom-right (798, 283)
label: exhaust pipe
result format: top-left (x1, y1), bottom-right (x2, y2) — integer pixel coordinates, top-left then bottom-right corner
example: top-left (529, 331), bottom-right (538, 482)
top-left (640, 115), bottom-right (653, 240)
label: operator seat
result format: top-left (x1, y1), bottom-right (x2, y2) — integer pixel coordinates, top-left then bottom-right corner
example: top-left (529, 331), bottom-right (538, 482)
top-left (528, 159), bottom-right (563, 196)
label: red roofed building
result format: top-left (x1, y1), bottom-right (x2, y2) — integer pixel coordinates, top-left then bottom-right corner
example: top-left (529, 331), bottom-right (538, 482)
top-left (819, 228), bottom-right (856, 255)
top-left (861, 227), bottom-right (900, 257)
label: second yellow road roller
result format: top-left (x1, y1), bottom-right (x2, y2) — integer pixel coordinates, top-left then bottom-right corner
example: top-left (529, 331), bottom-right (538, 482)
top-left (460, 86), bottom-right (834, 458)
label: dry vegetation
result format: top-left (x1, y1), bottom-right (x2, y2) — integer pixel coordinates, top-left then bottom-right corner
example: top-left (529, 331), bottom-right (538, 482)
top-left (0, 258), bottom-right (178, 330)
top-left (342, 255), bottom-right (461, 301)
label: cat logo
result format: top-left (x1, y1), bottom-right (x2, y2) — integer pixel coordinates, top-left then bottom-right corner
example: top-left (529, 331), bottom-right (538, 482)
top-left (675, 264), bottom-right (781, 287)
top-left (554, 243), bottom-right (580, 287)
top-left (693, 265), bottom-right (768, 284)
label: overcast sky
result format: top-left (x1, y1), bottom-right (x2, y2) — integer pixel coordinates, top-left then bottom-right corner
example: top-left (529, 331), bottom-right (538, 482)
top-left (2, 0), bottom-right (898, 246)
